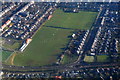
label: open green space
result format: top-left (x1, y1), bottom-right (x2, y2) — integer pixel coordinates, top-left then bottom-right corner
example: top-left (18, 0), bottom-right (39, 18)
top-left (3, 42), bottom-right (21, 50)
top-left (118, 43), bottom-right (120, 53)
top-left (13, 27), bottom-right (73, 66)
top-left (1, 51), bottom-right (13, 62)
top-left (45, 9), bottom-right (98, 30)
top-left (7, 9), bottom-right (98, 66)
top-left (96, 55), bottom-right (110, 62)
top-left (2, 38), bottom-right (22, 51)
top-left (84, 55), bottom-right (94, 62)
top-left (61, 54), bottom-right (78, 64)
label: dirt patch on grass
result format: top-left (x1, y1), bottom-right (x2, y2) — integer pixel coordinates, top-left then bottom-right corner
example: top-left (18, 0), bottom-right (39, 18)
top-left (6, 53), bottom-right (16, 65)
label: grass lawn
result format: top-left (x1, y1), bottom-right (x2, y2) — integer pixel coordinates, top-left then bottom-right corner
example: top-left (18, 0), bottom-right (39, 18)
top-left (45, 9), bottom-right (98, 30)
top-left (96, 55), bottom-right (110, 62)
top-left (61, 54), bottom-right (78, 64)
top-left (118, 42), bottom-right (120, 53)
top-left (84, 55), bottom-right (94, 62)
top-left (7, 9), bottom-right (98, 66)
top-left (3, 42), bottom-right (21, 50)
top-left (2, 38), bottom-right (22, 51)
top-left (13, 27), bottom-right (73, 66)
top-left (1, 51), bottom-right (13, 62)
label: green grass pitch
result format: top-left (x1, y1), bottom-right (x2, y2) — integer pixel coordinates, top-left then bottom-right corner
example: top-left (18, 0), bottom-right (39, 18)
top-left (9, 9), bottom-right (98, 66)
top-left (45, 9), bottom-right (98, 30)
top-left (84, 55), bottom-right (95, 62)
top-left (1, 51), bottom-right (13, 62)
top-left (96, 55), bottom-right (110, 62)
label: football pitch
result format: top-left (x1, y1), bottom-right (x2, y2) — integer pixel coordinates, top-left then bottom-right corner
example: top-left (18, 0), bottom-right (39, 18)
top-left (7, 9), bottom-right (98, 66)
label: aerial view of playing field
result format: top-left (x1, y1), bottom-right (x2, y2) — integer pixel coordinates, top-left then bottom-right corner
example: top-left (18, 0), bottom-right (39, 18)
top-left (6, 9), bottom-right (98, 66)
top-left (2, 2), bottom-right (120, 79)
top-left (45, 9), bottom-right (98, 30)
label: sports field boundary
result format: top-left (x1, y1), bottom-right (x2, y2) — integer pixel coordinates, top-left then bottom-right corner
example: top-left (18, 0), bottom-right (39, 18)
top-left (5, 52), bottom-right (15, 65)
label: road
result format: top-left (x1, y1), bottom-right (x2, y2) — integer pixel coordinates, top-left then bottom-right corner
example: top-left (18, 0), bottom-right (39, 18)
top-left (2, 62), bottom-right (120, 73)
